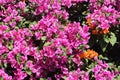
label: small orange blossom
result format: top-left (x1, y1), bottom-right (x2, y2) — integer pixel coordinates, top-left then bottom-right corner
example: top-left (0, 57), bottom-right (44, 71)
top-left (78, 49), bottom-right (98, 59)
top-left (103, 28), bottom-right (109, 34)
top-left (87, 18), bottom-right (96, 29)
top-left (92, 29), bottom-right (99, 35)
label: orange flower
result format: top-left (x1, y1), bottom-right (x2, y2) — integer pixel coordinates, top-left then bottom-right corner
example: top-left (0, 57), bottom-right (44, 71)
top-left (87, 18), bottom-right (96, 29)
top-left (103, 28), bottom-right (109, 34)
top-left (99, 28), bottom-right (109, 35)
top-left (78, 52), bottom-right (86, 59)
top-left (87, 18), bottom-right (109, 35)
top-left (86, 18), bottom-right (91, 26)
top-left (78, 49), bottom-right (98, 59)
top-left (90, 24), bottom-right (96, 30)
top-left (92, 30), bottom-right (98, 35)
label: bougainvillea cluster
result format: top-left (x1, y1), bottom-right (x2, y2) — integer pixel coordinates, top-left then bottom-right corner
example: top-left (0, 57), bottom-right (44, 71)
top-left (0, 0), bottom-right (120, 80)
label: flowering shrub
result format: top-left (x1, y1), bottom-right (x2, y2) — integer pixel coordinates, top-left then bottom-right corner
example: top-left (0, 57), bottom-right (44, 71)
top-left (0, 0), bottom-right (120, 80)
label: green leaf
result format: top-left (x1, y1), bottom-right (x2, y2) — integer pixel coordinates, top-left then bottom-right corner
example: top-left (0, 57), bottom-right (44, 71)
top-left (16, 54), bottom-right (21, 65)
top-left (99, 39), bottom-right (108, 52)
top-left (115, 75), bottom-right (120, 80)
top-left (99, 55), bottom-right (104, 59)
top-left (109, 32), bottom-right (117, 46)
top-left (0, 22), bottom-right (2, 25)
top-left (0, 77), bottom-right (3, 80)
top-left (31, 21), bottom-right (37, 25)
top-left (3, 63), bottom-right (7, 68)
top-left (6, 40), bottom-right (13, 50)
top-left (99, 55), bottom-right (109, 60)
top-left (7, 44), bottom-right (13, 50)
top-left (24, 7), bottom-right (29, 12)
top-left (41, 36), bottom-right (47, 41)
top-left (44, 42), bottom-right (50, 46)
top-left (88, 62), bottom-right (95, 69)
top-left (103, 35), bottom-right (109, 43)
top-left (118, 66), bottom-right (120, 72)
top-left (62, 76), bottom-right (67, 80)
top-left (23, 66), bottom-right (32, 75)
top-left (26, 70), bottom-right (32, 75)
